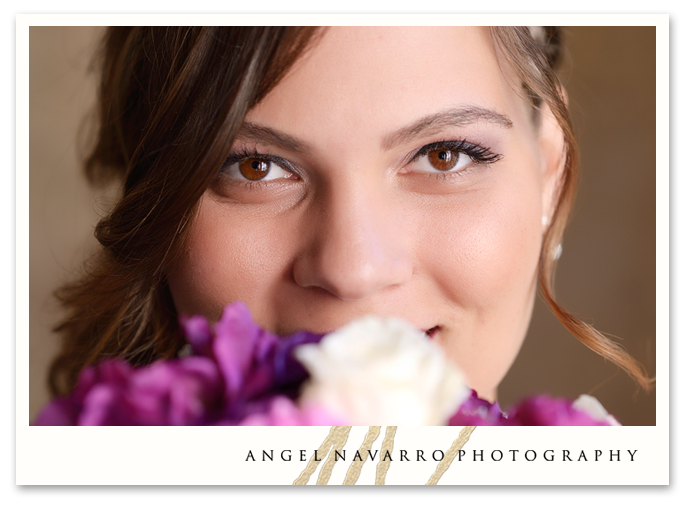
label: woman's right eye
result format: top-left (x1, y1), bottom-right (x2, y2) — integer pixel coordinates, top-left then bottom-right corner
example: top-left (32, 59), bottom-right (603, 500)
top-left (222, 156), bottom-right (297, 182)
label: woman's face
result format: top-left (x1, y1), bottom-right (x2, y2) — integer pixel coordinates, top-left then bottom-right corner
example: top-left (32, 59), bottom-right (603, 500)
top-left (168, 27), bottom-right (562, 400)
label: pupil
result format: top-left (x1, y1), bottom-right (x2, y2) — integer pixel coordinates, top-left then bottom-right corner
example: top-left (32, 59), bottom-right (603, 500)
top-left (251, 160), bottom-right (262, 170)
top-left (438, 151), bottom-right (449, 161)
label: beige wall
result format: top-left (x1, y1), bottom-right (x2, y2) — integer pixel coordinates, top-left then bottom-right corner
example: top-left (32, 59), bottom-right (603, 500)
top-left (30, 26), bottom-right (105, 419)
top-left (29, 26), bottom-right (657, 425)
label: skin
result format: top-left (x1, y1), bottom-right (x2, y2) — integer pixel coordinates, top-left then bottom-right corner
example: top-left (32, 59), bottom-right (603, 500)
top-left (168, 27), bottom-right (564, 401)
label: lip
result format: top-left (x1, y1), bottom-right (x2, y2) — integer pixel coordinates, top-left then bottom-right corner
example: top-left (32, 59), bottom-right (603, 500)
top-left (318, 323), bottom-right (439, 337)
top-left (280, 323), bottom-right (441, 341)
top-left (279, 314), bottom-right (440, 338)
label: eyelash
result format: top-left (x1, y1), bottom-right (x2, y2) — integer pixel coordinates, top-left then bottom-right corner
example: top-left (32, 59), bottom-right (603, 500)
top-left (219, 139), bottom-right (502, 186)
top-left (407, 139), bottom-right (503, 179)
top-left (218, 148), bottom-right (297, 188)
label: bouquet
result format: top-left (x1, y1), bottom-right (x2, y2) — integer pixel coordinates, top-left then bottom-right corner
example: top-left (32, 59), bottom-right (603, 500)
top-left (36, 302), bottom-right (620, 426)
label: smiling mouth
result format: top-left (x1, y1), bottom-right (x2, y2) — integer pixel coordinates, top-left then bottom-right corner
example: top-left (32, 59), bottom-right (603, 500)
top-left (424, 326), bottom-right (440, 339)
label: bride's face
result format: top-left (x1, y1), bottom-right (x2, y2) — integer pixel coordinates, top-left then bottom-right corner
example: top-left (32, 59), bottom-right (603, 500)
top-left (168, 27), bottom-right (562, 400)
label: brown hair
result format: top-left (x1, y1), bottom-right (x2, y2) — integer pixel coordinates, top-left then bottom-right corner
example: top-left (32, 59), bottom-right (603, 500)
top-left (49, 26), bottom-right (652, 396)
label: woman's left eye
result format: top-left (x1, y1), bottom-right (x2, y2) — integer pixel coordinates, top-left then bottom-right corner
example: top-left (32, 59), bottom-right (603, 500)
top-left (222, 156), bottom-right (296, 182)
top-left (412, 148), bottom-right (473, 173)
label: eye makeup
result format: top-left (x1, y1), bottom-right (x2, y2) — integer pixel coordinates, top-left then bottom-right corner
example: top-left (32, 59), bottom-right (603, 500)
top-left (217, 137), bottom-right (503, 190)
top-left (407, 139), bottom-right (502, 168)
top-left (397, 137), bottom-right (504, 188)
top-left (214, 148), bottom-right (301, 195)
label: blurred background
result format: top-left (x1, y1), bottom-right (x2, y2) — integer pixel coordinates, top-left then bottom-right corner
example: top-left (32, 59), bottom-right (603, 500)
top-left (29, 26), bottom-right (657, 425)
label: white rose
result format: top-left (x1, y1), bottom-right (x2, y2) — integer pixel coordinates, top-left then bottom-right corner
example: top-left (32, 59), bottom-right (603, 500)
top-left (572, 394), bottom-right (621, 426)
top-left (293, 315), bottom-right (469, 426)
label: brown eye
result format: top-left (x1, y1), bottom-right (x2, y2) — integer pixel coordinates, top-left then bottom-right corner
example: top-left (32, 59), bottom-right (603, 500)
top-left (427, 149), bottom-right (459, 171)
top-left (239, 158), bottom-right (270, 180)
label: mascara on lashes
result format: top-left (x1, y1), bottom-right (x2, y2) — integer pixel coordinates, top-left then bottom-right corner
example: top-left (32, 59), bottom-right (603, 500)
top-left (407, 139), bottom-right (503, 166)
top-left (219, 139), bottom-right (503, 183)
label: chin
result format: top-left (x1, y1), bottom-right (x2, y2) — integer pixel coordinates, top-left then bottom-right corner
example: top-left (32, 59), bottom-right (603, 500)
top-left (475, 387), bottom-right (498, 403)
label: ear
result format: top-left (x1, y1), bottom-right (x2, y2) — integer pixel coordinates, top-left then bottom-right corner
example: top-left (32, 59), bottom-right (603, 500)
top-left (537, 91), bottom-right (567, 230)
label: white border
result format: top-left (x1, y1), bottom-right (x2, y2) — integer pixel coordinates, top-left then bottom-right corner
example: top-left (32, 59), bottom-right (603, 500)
top-left (15, 12), bottom-right (670, 490)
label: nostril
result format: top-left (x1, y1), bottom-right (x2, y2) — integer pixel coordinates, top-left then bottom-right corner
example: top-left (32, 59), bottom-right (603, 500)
top-left (425, 326), bottom-right (440, 338)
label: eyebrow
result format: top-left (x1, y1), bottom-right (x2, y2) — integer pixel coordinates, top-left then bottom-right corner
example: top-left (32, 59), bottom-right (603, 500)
top-left (236, 105), bottom-right (513, 154)
top-left (382, 106), bottom-right (513, 151)
top-left (235, 122), bottom-right (312, 154)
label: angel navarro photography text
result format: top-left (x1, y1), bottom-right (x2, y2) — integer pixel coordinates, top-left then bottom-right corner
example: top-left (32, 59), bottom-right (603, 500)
top-left (245, 447), bottom-right (639, 463)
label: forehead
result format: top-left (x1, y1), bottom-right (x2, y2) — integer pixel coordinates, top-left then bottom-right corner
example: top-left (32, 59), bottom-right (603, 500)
top-left (247, 27), bottom-right (528, 145)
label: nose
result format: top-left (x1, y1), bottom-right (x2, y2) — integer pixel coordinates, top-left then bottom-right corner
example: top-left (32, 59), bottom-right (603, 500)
top-left (292, 183), bottom-right (413, 301)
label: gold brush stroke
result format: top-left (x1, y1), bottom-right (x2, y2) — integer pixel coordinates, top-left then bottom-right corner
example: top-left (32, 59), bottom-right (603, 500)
top-left (316, 426), bottom-right (352, 485)
top-left (293, 427), bottom-right (351, 485)
top-left (294, 425), bottom-right (475, 486)
top-left (343, 426), bottom-right (382, 485)
top-left (425, 426), bottom-right (476, 485)
top-left (293, 426), bottom-right (351, 485)
top-left (375, 426), bottom-right (397, 485)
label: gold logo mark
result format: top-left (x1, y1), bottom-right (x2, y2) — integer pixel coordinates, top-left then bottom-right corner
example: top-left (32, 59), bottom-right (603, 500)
top-left (293, 426), bottom-right (352, 485)
top-left (426, 426), bottom-right (475, 485)
top-left (343, 426), bottom-right (381, 485)
top-left (294, 426), bottom-right (476, 485)
top-left (375, 426), bottom-right (397, 485)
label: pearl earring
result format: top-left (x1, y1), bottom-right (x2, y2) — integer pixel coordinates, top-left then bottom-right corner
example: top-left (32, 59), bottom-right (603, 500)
top-left (542, 215), bottom-right (562, 260)
top-left (553, 243), bottom-right (563, 260)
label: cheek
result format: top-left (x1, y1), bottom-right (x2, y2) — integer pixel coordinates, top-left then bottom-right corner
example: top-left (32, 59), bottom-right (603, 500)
top-left (423, 184), bottom-right (542, 305)
top-left (421, 173), bottom-right (544, 395)
top-left (167, 195), bottom-right (296, 324)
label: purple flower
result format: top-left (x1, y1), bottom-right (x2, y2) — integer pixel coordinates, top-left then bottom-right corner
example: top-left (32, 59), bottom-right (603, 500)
top-left (235, 396), bottom-right (346, 426)
top-left (448, 390), bottom-right (509, 426)
top-left (36, 302), bottom-right (325, 426)
top-left (36, 358), bottom-right (224, 426)
top-left (34, 396), bottom-right (81, 426)
top-left (191, 303), bottom-right (323, 407)
top-left (447, 391), bottom-right (619, 426)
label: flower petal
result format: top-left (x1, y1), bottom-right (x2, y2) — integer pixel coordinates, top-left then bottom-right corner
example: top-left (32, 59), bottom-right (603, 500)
top-left (295, 315), bottom-right (468, 425)
top-left (180, 314), bottom-right (213, 357)
top-left (212, 302), bottom-right (260, 397)
top-left (34, 397), bottom-right (80, 426)
top-left (572, 394), bottom-right (621, 426)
